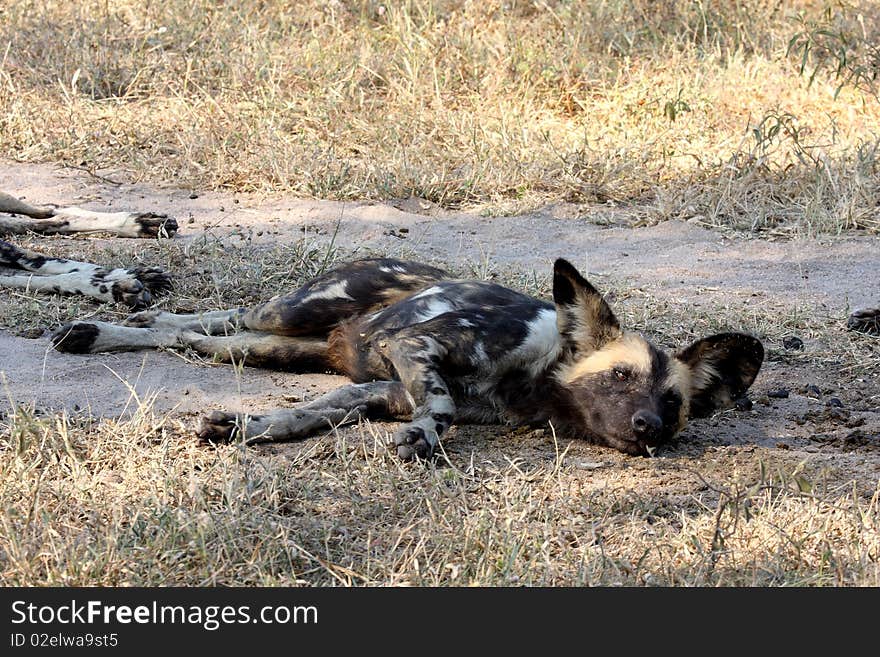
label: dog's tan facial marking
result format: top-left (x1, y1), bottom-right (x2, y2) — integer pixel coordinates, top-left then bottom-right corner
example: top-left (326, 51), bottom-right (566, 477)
top-left (664, 359), bottom-right (696, 430)
top-left (558, 332), bottom-right (652, 383)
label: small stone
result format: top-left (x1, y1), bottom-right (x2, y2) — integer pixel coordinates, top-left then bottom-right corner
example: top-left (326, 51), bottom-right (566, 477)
top-left (189, 192), bottom-right (198, 199)
top-left (17, 327), bottom-right (44, 339)
top-left (775, 442), bottom-right (790, 450)
top-left (826, 397), bottom-right (844, 408)
top-left (734, 396), bottom-right (753, 411)
top-left (782, 336), bottom-right (804, 351)
top-left (801, 384), bottom-right (822, 398)
top-left (767, 388), bottom-right (789, 399)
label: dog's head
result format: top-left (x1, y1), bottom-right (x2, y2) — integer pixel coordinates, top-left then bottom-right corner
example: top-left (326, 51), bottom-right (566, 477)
top-left (551, 259), bottom-right (763, 457)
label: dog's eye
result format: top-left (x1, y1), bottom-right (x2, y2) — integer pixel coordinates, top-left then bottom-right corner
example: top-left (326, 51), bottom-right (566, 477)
top-left (613, 368), bottom-right (628, 381)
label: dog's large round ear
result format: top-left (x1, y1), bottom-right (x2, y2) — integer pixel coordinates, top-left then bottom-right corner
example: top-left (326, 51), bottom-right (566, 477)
top-left (553, 258), bottom-right (621, 357)
top-left (675, 333), bottom-right (764, 418)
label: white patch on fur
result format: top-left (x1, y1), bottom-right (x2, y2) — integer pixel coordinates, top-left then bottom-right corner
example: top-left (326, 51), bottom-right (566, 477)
top-left (687, 360), bottom-right (720, 392)
top-left (52, 207), bottom-right (148, 238)
top-left (415, 297), bottom-right (454, 322)
top-left (410, 285), bottom-right (444, 300)
top-left (299, 280), bottom-right (354, 304)
top-left (426, 395), bottom-right (455, 415)
top-left (379, 266), bottom-right (393, 273)
top-left (458, 318), bottom-right (475, 328)
top-left (471, 341), bottom-right (488, 365)
top-left (392, 264), bottom-right (408, 273)
top-left (665, 359), bottom-right (693, 426)
top-left (510, 308), bottom-right (562, 376)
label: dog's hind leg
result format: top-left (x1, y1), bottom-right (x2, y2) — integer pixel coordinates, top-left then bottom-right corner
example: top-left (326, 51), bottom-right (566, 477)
top-left (123, 308), bottom-right (247, 334)
top-left (0, 192), bottom-right (55, 218)
top-left (196, 381), bottom-right (414, 444)
top-left (52, 321), bottom-right (333, 371)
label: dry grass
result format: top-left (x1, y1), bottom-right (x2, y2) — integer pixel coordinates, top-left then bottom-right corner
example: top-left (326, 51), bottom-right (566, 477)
top-left (1, 1), bottom-right (879, 232)
top-left (2, 397), bottom-right (877, 586)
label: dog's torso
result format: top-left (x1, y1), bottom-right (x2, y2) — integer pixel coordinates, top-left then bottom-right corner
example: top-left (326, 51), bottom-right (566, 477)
top-left (331, 277), bottom-right (562, 426)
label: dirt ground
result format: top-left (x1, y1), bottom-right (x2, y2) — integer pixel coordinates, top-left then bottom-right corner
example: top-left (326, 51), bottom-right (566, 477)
top-left (1, 160), bottom-right (879, 497)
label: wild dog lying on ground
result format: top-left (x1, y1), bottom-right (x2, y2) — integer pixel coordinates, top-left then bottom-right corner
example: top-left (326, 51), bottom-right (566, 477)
top-left (51, 258), bottom-right (764, 459)
top-left (0, 191), bottom-right (177, 309)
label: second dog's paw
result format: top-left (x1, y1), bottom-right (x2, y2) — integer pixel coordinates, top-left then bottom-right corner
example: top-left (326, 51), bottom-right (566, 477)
top-left (110, 278), bottom-right (152, 310)
top-left (133, 213), bottom-right (179, 238)
top-left (128, 266), bottom-right (173, 296)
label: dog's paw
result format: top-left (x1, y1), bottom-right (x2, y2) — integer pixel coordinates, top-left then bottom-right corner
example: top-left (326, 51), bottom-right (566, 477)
top-left (110, 277), bottom-right (152, 310)
top-left (133, 212), bottom-right (178, 238)
top-left (847, 308), bottom-right (880, 336)
top-left (197, 411), bottom-right (241, 444)
top-left (127, 266), bottom-right (173, 297)
top-left (51, 322), bottom-right (100, 353)
top-left (393, 425), bottom-right (435, 461)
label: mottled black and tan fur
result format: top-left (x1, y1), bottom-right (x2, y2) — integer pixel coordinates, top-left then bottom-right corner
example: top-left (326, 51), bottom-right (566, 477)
top-left (52, 257), bottom-right (764, 459)
top-left (0, 191), bottom-right (177, 308)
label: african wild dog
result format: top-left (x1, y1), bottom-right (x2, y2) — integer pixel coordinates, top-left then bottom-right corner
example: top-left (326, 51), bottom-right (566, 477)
top-left (51, 257), bottom-right (764, 459)
top-left (0, 191), bottom-right (177, 308)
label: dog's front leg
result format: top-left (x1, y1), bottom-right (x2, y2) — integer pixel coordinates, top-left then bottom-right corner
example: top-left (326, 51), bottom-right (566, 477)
top-left (381, 335), bottom-right (456, 461)
top-left (197, 381), bottom-right (414, 444)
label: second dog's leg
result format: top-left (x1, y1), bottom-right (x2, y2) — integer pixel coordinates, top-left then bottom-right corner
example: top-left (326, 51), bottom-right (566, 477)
top-left (0, 239), bottom-right (171, 308)
top-left (0, 271), bottom-right (158, 309)
top-left (0, 192), bottom-right (178, 238)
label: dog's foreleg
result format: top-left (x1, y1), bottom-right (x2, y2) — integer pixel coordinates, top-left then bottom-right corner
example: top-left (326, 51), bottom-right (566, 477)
top-left (0, 239), bottom-right (171, 308)
top-left (196, 381), bottom-right (414, 444)
top-left (379, 335), bottom-right (456, 460)
top-left (0, 269), bottom-right (159, 309)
